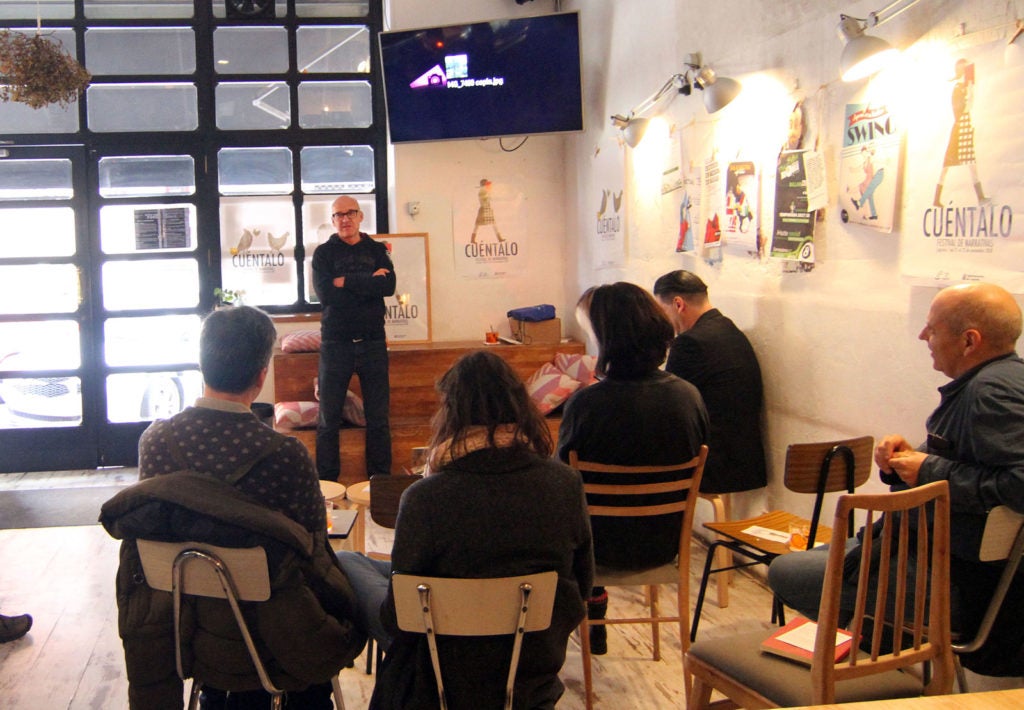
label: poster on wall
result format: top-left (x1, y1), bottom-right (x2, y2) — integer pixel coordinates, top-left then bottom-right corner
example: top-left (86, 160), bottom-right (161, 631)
top-left (770, 151), bottom-right (816, 262)
top-left (701, 155), bottom-right (723, 262)
top-left (723, 160), bottom-right (760, 255)
top-left (838, 103), bottom-right (902, 232)
top-left (592, 137), bottom-right (626, 269)
top-left (382, 233), bottom-right (431, 344)
top-left (900, 38), bottom-right (1024, 292)
top-left (671, 122), bottom-right (704, 254)
top-left (453, 178), bottom-right (527, 280)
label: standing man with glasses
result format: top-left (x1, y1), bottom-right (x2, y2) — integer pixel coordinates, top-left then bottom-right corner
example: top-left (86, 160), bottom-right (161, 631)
top-left (313, 196), bottom-right (396, 481)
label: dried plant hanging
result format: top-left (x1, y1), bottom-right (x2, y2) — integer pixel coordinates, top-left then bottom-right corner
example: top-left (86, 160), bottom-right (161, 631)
top-left (0, 29), bottom-right (91, 109)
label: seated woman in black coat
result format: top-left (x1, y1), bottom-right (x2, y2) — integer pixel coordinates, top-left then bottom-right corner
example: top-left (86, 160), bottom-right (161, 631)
top-left (557, 282), bottom-right (709, 654)
top-left (337, 349), bottom-right (594, 709)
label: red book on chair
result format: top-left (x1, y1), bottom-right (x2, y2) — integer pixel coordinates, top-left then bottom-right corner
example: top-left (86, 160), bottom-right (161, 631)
top-left (759, 617), bottom-right (855, 666)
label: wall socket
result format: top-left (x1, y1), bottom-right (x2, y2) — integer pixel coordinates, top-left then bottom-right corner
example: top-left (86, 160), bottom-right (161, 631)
top-left (406, 201), bottom-right (421, 217)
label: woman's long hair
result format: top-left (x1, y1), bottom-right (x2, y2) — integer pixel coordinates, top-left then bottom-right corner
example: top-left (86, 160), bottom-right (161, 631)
top-left (428, 349), bottom-right (553, 458)
top-left (578, 282), bottom-right (673, 378)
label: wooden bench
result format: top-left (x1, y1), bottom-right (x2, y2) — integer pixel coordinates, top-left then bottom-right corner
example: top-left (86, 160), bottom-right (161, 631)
top-left (272, 339), bottom-right (585, 486)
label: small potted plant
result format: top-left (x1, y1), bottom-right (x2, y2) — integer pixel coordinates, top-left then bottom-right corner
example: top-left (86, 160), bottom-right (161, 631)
top-left (214, 287), bottom-right (245, 308)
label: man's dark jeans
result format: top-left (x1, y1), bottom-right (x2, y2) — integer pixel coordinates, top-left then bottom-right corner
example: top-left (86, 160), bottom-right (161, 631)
top-left (316, 337), bottom-right (391, 480)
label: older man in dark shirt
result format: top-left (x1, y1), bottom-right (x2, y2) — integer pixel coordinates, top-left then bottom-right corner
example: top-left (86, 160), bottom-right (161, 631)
top-left (770, 283), bottom-right (1024, 665)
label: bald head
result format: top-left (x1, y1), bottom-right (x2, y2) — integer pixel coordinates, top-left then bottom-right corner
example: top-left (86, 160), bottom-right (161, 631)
top-left (920, 283), bottom-right (1022, 378)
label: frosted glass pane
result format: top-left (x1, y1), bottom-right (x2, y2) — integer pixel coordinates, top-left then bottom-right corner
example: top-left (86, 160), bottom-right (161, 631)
top-left (100, 203), bottom-right (196, 254)
top-left (218, 147), bottom-right (293, 195)
top-left (297, 26), bottom-right (370, 73)
top-left (220, 195), bottom-right (297, 306)
top-left (298, 81), bottom-right (371, 129)
top-left (301, 194), bottom-right (375, 303)
top-left (0, 320), bottom-right (80, 370)
top-left (0, 265), bottom-right (79, 314)
top-left (296, 1), bottom-right (368, 18)
top-left (87, 84), bottom-right (197, 132)
top-left (105, 315), bottom-right (200, 366)
top-left (216, 82), bottom-right (290, 130)
top-left (86, 0), bottom-right (193, 19)
top-left (102, 259), bottom-right (199, 310)
top-left (0, 97), bottom-right (79, 133)
top-left (98, 155), bottom-right (195, 198)
top-left (0, 376), bottom-right (81, 427)
top-left (0, 208), bottom-right (76, 257)
top-left (0, 2), bottom-right (74, 20)
top-left (106, 370), bottom-right (202, 422)
top-left (85, 27), bottom-right (195, 75)
top-left (300, 145), bottom-right (374, 194)
top-left (0, 159), bottom-right (72, 201)
top-left (214, 27), bottom-right (288, 74)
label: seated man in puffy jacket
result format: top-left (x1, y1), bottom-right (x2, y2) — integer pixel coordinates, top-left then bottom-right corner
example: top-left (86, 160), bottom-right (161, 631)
top-left (101, 305), bottom-right (365, 710)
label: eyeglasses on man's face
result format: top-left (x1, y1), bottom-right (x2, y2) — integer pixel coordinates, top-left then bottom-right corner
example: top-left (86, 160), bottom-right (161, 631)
top-left (332, 209), bottom-right (361, 220)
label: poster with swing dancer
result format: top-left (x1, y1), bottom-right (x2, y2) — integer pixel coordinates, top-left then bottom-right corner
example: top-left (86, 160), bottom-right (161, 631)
top-left (839, 103), bottom-right (902, 233)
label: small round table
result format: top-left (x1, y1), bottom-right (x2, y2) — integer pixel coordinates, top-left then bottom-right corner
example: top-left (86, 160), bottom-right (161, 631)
top-left (319, 480), bottom-right (347, 504)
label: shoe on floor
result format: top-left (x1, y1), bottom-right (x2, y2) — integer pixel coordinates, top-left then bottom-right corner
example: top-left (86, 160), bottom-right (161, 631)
top-left (0, 613), bottom-right (32, 643)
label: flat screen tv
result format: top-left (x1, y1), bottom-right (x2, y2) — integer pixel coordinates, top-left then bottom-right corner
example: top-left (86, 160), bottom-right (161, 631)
top-left (379, 12), bottom-right (583, 143)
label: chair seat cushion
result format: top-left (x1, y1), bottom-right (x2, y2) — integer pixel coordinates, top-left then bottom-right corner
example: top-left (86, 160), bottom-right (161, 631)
top-left (594, 560), bottom-right (678, 587)
top-left (688, 630), bottom-right (923, 707)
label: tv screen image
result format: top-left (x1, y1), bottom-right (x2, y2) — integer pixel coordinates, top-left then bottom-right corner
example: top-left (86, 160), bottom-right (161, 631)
top-left (379, 12), bottom-right (583, 143)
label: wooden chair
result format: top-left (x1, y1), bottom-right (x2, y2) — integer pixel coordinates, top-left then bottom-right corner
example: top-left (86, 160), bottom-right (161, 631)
top-left (686, 480), bottom-right (954, 708)
top-left (391, 571), bottom-right (558, 710)
top-left (361, 473), bottom-right (422, 674)
top-left (691, 435), bottom-right (873, 640)
top-left (135, 539), bottom-right (348, 710)
top-left (568, 445), bottom-right (708, 710)
top-left (952, 505), bottom-right (1024, 691)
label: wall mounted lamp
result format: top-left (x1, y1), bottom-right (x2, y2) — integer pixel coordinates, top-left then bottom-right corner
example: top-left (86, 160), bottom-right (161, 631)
top-left (610, 53), bottom-right (741, 147)
top-left (837, 0), bottom-right (925, 81)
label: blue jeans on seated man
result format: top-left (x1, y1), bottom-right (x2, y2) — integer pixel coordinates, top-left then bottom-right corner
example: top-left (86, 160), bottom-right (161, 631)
top-left (335, 551), bottom-right (393, 651)
top-left (767, 538), bottom-right (861, 626)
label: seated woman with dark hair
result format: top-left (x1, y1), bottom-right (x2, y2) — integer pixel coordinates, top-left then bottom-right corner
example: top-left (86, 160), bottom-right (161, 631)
top-left (557, 282), bottom-right (709, 654)
top-left (337, 350), bottom-right (594, 709)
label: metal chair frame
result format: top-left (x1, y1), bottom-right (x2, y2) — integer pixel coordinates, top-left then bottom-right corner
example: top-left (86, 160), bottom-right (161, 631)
top-left (691, 437), bottom-right (871, 641)
top-left (137, 540), bottom-right (347, 710)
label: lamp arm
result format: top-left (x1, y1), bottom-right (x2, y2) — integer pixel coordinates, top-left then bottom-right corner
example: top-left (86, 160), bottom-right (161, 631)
top-left (847, 0), bottom-right (923, 28)
top-left (620, 74), bottom-right (684, 122)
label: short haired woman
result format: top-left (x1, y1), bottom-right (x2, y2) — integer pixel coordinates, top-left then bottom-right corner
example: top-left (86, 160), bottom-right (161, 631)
top-left (558, 282), bottom-right (709, 654)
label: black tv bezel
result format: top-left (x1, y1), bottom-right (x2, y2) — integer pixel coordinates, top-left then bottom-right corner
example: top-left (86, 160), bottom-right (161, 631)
top-left (378, 11), bottom-right (585, 144)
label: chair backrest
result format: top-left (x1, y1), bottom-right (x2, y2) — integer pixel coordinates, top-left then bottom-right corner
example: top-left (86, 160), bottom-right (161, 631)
top-left (567, 445), bottom-right (708, 520)
top-left (137, 539), bottom-right (271, 600)
top-left (812, 481), bottom-right (954, 704)
top-left (783, 436), bottom-right (873, 546)
top-left (369, 473), bottom-right (422, 529)
top-left (391, 571), bottom-right (558, 710)
top-left (952, 505), bottom-right (1024, 656)
top-left (135, 539), bottom-right (281, 697)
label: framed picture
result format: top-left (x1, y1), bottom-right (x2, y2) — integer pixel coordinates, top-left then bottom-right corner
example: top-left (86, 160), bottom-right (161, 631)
top-left (381, 232), bottom-right (431, 343)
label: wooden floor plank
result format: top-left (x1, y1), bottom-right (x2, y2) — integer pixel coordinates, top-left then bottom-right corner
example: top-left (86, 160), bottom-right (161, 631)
top-left (1, 470), bottom-right (1020, 708)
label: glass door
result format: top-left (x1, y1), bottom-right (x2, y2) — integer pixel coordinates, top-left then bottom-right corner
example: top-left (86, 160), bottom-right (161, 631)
top-left (0, 146), bottom-right (206, 471)
top-left (0, 145), bottom-right (98, 470)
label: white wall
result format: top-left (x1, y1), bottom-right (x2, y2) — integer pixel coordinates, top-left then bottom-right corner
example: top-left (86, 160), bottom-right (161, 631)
top-left (561, 0), bottom-right (1024, 527)
top-left (386, 0), bottom-right (570, 342)
top-left (376, 0), bottom-right (1024, 534)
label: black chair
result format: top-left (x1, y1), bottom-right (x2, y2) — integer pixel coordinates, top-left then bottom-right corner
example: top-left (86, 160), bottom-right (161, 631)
top-left (691, 436), bottom-right (872, 641)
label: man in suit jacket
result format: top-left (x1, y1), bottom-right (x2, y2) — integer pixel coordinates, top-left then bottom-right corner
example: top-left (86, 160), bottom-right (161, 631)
top-left (653, 270), bottom-right (767, 494)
